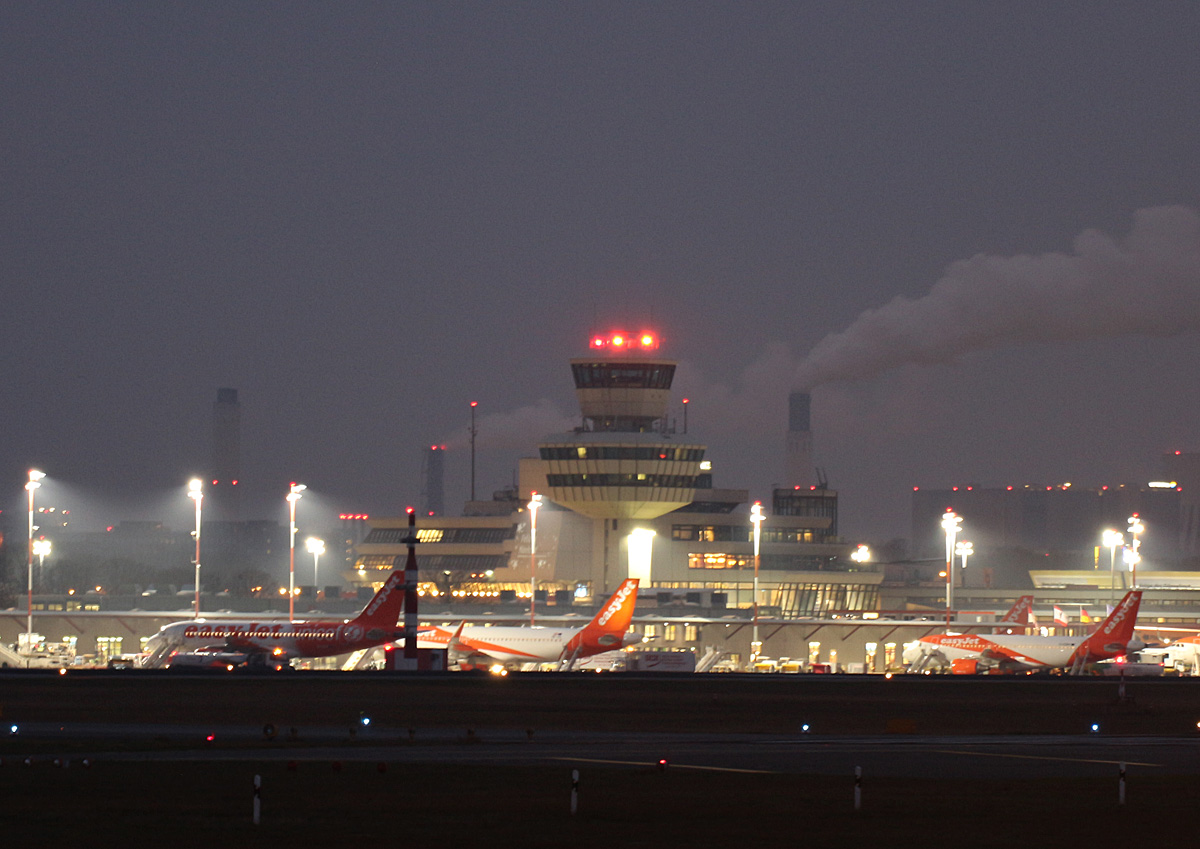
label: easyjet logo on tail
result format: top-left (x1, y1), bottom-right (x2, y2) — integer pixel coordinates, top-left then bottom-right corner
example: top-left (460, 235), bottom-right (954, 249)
top-left (597, 580), bottom-right (637, 627)
top-left (363, 571), bottom-right (404, 619)
top-left (1101, 592), bottom-right (1141, 635)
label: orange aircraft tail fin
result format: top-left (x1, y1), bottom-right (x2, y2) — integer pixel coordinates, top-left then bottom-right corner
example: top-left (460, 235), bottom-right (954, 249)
top-left (1072, 590), bottom-right (1142, 663)
top-left (563, 579), bottom-right (640, 658)
top-left (350, 570), bottom-right (406, 628)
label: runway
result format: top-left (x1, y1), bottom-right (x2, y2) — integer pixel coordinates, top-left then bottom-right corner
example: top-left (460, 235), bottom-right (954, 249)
top-left (9, 720), bottom-right (1200, 779)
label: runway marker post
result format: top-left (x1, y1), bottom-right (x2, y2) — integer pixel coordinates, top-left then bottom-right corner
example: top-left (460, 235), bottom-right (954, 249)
top-left (253, 774), bottom-right (262, 825)
top-left (571, 769), bottom-right (579, 815)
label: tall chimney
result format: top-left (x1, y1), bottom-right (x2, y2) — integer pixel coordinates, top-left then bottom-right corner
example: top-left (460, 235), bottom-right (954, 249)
top-left (422, 445), bottom-right (445, 516)
top-left (211, 388), bottom-right (242, 520)
top-left (785, 391), bottom-right (814, 488)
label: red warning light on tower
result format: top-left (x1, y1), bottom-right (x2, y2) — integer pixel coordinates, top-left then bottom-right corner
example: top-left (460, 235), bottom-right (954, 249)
top-left (589, 331), bottom-right (660, 351)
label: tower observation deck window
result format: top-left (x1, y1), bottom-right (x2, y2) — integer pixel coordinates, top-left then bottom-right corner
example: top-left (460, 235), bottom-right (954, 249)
top-left (571, 363), bottom-right (676, 389)
top-left (546, 473), bottom-right (699, 488)
top-left (540, 446), bottom-right (705, 462)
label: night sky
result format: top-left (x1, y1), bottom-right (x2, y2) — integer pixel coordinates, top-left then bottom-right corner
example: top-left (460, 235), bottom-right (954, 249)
top-left (4, 4), bottom-right (1200, 544)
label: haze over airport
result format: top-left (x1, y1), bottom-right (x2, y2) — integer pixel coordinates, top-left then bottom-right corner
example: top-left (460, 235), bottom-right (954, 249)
top-left (4, 5), bottom-right (1200, 542)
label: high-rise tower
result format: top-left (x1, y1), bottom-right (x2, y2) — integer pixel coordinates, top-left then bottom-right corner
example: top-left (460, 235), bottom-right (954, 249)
top-left (785, 391), bottom-right (814, 488)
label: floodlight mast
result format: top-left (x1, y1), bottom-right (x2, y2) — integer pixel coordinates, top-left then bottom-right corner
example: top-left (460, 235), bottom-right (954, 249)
top-left (750, 501), bottom-right (765, 665)
top-left (25, 470), bottom-right (45, 646)
top-left (188, 479), bottom-right (203, 618)
top-left (286, 483), bottom-right (306, 622)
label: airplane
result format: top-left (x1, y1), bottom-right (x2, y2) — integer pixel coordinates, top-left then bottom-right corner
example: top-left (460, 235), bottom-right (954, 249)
top-left (138, 570), bottom-right (408, 670)
top-left (1140, 634), bottom-right (1200, 675)
top-left (418, 578), bottom-right (641, 670)
top-left (903, 590), bottom-right (1143, 675)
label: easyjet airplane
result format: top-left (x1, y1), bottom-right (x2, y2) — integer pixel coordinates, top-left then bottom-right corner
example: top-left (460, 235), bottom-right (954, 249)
top-left (418, 578), bottom-right (641, 669)
top-left (138, 570), bottom-right (407, 670)
top-left (903, 590), bottom-right (1142, 675)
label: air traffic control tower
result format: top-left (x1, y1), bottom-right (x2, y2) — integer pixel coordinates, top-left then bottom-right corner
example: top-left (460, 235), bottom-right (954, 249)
top-left (536, 330), bottom-right (706, 521)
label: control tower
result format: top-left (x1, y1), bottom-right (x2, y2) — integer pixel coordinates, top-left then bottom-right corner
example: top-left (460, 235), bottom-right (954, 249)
top-left (537, 330), bottom-right (705, 520)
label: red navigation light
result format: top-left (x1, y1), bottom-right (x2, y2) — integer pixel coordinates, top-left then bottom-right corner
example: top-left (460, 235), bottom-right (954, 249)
top-left (405, 506), bottom-right (414, 515)
top-left (212, 479), bottom-right (218, 485)
top-left (470, 400), bottom-right (478, 408)
top-left (640, 333), bottom-right (655, 347)
top-left (1007, 486), bottom-right (1013, 491)
top-left (952, 486), bottom-right (958, 492)
top-left (430, 445), bottom-right (438, 451)
top-left (913, 486), bottom-right (919, 491)
top-left (612, 334), bottom-right (625, 347)
top-left (592, 336), bottom-right (605, 348)
top-left (682, 398), bottom-right (689, 404)
top-left (231, 480), bottom-right (238, 486)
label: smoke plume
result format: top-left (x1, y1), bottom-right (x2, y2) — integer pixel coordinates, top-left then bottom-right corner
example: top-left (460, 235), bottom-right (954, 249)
top-left (794, 206), bottom-right (1200, 389)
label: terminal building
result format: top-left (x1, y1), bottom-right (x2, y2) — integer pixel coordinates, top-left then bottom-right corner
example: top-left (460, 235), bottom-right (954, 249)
top-left (354, 330), bottom-right (874, 623)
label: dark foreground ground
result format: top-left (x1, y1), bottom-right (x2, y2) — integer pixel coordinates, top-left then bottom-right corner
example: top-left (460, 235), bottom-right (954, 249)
top-left (3, 671), bottom-right (1200, 847)
top-left (1, 668), bottom-right (1194, 734)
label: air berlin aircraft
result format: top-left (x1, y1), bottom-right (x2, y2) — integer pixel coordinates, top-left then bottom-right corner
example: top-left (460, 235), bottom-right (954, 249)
top-left (904, 590), bottom-right (1142, 674)
top-left (419, 578), bottom-right (641, 669)
top-left (139, 570), bottom-right (407, 670)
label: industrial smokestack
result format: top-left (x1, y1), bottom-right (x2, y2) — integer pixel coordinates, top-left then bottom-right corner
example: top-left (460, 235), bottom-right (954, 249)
top-left (211, 388), bottom-right (241, 520)
top-left (785, 391), bottom-right (814, 489)
top-left (422, 445), bottom-right (445, 516)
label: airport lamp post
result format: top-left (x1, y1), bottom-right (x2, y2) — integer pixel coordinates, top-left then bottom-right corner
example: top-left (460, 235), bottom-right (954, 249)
top-left (941, 510), bottom-right (962, 628)
top-left (32, 539), bottom-right (51, 591)
top-left (306, 537), bottom-right (325, 596)
top-left (1126, 515), bottom-right (1144, 589)
top-left (750, 500), bottom-right (765, 664)
top-left (469, 401), bottom-right (478, 502)
top-left (1102, 529), bottom-right (1124, 606)
top-left (286, 483), bottom-right (306, 622)
top-left (188, 479), bottom-right (203, 619)
top-left (528, 491), bottom-right (542, 627)
top-left (25, 469), bottom-right (45, 646)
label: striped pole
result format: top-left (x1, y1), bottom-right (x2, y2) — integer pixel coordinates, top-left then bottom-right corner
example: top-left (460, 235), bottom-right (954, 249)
top-left (400, 508), bottom-right (420, 670)
top-left (571, 769), bottom-right (579, 815)
top-left (253, 774), bottom-right (261, 825)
